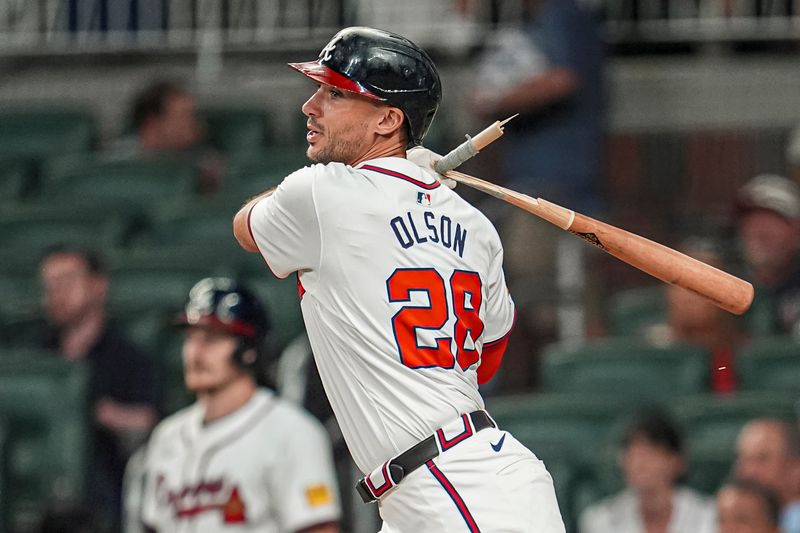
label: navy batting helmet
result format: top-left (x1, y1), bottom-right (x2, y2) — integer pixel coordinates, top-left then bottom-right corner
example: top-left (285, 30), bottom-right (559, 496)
top-left (177, 277), bottom-right (270, 370)
top-left (289, 26), bottom-right (442, 148)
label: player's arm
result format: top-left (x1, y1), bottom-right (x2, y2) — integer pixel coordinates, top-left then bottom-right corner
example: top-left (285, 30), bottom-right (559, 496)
top-left (233, 188), bottom-right (276, 252)
top-left (478, 247), bottom-right (516, 385)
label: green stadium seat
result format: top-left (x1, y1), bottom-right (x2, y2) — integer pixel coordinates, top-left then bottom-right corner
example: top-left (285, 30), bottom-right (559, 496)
top-left (0, 354), bottom-right (89, 533)
top-left (0, 156), bottom-right (39, 205)
top-left (736, 336), bottom-right (800, 393)
top-left (486, 393), bottom-right (633, 464)
top-left (541, 338), bottom-right (709, 401)
top-left (685, 444), bottom-right (734, 495)
top-left (107, 245), bottom-right (236, 311)
top-left (0, 253), bottom-right (40, 321)
top-left (0, 203), bottom-right (130, 253)
top-left (149, 199), bottom-right (242, 247)
top-left (226, 149), bottom-right (308, 198)
top-left (672, 392), bottom-right (797, 454)
top-left (43, 155), bottom-right (198, 208)
top-left (608, 285), bottom-right (666, 336)
top-left (201, 107), bottom-right (272, 155)
top-left (0, 108), bottom-right (96, 159)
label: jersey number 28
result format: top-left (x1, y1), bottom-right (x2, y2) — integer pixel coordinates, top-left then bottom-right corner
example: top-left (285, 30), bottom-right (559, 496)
top-left (386, 268), bottom-right (484, 370)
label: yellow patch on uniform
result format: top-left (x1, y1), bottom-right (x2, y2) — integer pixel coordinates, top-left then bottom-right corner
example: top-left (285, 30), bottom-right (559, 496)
top-left (305, 484), bottom-right (333, 507)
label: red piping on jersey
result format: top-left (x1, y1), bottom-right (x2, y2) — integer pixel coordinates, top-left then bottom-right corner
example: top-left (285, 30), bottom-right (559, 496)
top-left (360, 164), bottom-right (441, 190)
top-left (477, 310), bottom-right (516, 385)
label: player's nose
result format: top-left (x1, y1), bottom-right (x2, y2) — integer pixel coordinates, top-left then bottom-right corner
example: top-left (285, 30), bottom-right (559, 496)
top-left (301, 88), bottom-right (322, 117)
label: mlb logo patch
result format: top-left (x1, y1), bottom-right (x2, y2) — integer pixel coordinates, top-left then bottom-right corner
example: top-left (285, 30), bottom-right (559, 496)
top-left (417, 192), bottom-right (432, 206)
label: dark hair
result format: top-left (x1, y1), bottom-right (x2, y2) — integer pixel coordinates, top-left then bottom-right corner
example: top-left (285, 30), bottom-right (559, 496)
top-left (720, 477), bottom-right (782, 527)
top-left (41, 244), bottom-right (106, 275)
top-left (622, 408), bottom-right (684, 455)
top-left (131, 79), bottom-right (187, 130)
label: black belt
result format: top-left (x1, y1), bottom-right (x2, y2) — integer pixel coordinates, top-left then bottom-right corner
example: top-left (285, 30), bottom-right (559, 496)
top-left (356, 410), bottom-right (495, 503)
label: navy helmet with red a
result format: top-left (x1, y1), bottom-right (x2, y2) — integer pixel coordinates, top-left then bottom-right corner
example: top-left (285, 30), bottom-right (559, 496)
top-left (289, 26), bottom-right (442, 148)
top-left (177, 277), bottom-right (270, 344)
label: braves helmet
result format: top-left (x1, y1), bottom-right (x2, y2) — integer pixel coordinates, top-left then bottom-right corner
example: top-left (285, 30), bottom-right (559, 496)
top-left (289, 26), bottom-right (442, 148)
top-left (177, 277), bottom-right (270, 370)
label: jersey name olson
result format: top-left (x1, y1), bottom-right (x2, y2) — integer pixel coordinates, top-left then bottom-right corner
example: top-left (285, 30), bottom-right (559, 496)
top-left (390, 210), bottom-right (467, 258)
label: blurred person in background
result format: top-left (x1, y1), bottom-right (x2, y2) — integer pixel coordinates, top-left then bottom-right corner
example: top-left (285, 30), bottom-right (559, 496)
top-left (717, 478), bottom-right (782, 533)
top-left (735, 174), bottom-right (800, 337)
top-left (111, 79), bottom-right (224, 194)
top-left (579, 409), bottom-right (716, 533)
top-left (468, 0), bottom-right (606, 390)
top-left (644, 238), bottom-right (747, 395)
top-left (734, 419), bottom-right (800, 533)
top-left (134, 278), bottom-right (340, 533)
top-left (39, 244), bottom-right (159, 528)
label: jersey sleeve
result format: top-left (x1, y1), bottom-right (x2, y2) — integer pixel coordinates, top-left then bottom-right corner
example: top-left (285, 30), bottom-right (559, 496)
top-left (270, 409), bottom-right (341, 531)
top-left (247, 167), bottom-right (322, 279)
top-left (483, 245), bottom-right (515, 344)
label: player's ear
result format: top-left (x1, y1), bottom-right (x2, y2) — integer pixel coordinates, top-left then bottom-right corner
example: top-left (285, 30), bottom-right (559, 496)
top-left (374, 106), bottom-right (405, 138)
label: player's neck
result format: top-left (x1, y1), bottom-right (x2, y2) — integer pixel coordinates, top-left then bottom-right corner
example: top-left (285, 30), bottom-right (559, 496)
top-left (200, 377), bottom-right (257, 424)
top-left (350, 138), bottom-right (406, 167)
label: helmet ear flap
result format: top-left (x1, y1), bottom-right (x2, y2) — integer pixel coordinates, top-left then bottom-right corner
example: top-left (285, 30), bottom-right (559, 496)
top-left (232, 339), bottom-right (258, 371)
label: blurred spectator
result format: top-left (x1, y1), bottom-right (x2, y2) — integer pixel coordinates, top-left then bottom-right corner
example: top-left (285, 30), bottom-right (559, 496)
top-left (467, 0), bottom-right (606, 387)
top-left (133, 278), bottom-right (340, 532)
top-left (735, 174), bottom-right (800, 337)
top-left (470, 0), bottom-right (605, 212)
top-left (39, 245), bottom-right (159, 528)
top-left (111, 79), bottom-right (224, 194)
top-left (579, 409), bottom-right (716, 533)
top-left (717, 478), bottom-right (782, 533)
top-left (734, 419), bottom-right (800, 533)
top-left (645, 238), bottom-right (747, 394)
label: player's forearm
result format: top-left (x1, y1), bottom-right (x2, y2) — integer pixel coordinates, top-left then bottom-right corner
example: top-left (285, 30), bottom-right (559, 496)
top-left (494, 67), bottom-right (579, 116)
top-left (233, 188), bottom-right (275, 252)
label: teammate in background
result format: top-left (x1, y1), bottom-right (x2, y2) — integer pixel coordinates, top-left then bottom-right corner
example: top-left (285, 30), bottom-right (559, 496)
top-left (735, 174), bottom-right (800, 337)
top-left (734, 419), bottom-right (800, 533)
top-left (644, 238), bottom-right (747, 394)
top-left (717, 478), bottom-right (782, 533)
top-left (136, 278), bottom-right (340, 533)
top-left (111, 79), bottom-right (224, 194)
top-left (578, 409), bottom-right (716, 533)
top-left (233, 27), bottom-right (565, 532)
top-left (39, 244), bottom-right (159, 528)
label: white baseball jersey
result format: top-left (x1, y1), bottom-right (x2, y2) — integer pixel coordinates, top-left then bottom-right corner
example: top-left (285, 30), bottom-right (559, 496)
top-left (248, 156), bottom-right (515, 473)
top-left (139, 388), bottom-right (340, 532)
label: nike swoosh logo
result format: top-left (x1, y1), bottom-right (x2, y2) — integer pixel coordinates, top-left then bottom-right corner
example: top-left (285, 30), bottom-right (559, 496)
top-left (491, 434), bottom-right (506, 452)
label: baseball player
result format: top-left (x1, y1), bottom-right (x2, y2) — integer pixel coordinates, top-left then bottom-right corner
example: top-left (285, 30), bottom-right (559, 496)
top-left (233, 27), bottom-right (565, 532)
top-left (136, 278), bottom-right (341, 533)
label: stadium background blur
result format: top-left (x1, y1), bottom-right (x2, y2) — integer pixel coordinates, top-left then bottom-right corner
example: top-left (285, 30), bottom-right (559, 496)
top-left (1, 1), bottom-right (800, 532)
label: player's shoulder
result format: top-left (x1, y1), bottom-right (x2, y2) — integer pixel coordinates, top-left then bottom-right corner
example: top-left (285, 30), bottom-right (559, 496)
top-left (148, 402), bottom-right (200, 445)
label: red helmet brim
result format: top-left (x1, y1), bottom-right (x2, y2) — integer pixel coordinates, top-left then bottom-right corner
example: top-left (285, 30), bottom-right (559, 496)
top-left (288, 61), bottom-right (384, 101)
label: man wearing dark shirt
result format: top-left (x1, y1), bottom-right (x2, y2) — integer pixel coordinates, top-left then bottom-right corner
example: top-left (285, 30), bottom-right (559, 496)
top-left (39, 245), bottom-right (159, 526)
top-left (735, 174), bottom-right (800, 337)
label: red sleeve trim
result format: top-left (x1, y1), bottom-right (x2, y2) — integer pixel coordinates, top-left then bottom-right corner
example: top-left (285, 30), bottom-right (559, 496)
top-left (477, 311), bottom-right (516, 385)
